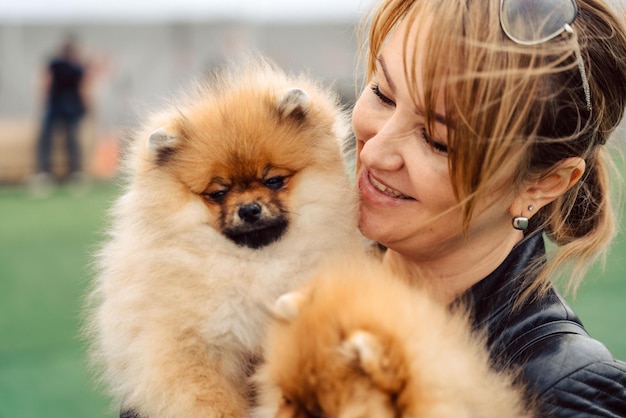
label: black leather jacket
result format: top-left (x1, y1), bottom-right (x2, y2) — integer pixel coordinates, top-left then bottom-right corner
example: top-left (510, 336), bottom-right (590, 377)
top-left (458, 232), bottom-right (626, 417)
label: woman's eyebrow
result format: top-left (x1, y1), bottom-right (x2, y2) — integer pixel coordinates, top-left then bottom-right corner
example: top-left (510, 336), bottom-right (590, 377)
top-left (418, 109), bottom-right (448, 126)
top-left (377, 55), bottom-right (396, 94)
top-left (378, 54), bottom-right (448, 126)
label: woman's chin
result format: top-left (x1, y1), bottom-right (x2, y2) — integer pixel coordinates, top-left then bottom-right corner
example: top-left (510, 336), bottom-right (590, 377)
top-left (358, 208), bottom-right (391, 245)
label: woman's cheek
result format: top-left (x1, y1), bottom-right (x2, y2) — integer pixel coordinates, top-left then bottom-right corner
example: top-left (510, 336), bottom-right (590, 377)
top-left (352, 91), bottom-right (372, 139)
top-left (352, 92), bottom-right (375, 168)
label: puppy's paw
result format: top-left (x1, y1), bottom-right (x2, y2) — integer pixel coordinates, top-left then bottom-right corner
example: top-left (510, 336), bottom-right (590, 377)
top-left (272, 291), bottom-right (305, 322)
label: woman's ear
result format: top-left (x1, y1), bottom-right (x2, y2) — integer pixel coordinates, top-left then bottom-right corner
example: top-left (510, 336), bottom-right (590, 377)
top-left (510, 157), bottom-right (586, 218)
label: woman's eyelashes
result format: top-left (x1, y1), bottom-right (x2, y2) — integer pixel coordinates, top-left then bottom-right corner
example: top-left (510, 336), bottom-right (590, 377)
top-left (371, 84), bottom-right (395, 106)
top-left (422, 128), bottom-right (449, 154)
top-left (370, 83), bottom-right (449, 155)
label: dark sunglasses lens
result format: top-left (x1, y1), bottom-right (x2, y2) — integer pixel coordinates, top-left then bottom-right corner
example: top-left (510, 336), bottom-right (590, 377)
top-left (501, 0), bottom-right (578, 44)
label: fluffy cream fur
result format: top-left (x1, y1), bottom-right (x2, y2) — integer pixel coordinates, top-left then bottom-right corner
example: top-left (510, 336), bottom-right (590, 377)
top-left (254, 258), bottom-right (536, 418)
top-left (85, 60), bottom-right (362, 418)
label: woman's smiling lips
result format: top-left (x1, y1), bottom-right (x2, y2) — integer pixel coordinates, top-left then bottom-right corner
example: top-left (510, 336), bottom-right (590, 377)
top-left (358, 169), bottom-right (415, 205)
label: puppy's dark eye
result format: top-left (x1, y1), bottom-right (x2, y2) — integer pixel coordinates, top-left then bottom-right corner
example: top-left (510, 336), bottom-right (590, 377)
top-left (264, 176), bottom-right (286, 190)
top-left (203, 189), bottom-right (228, 203)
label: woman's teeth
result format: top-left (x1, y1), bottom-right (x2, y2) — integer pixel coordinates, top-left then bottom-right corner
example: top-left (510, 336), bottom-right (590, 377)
top-left (369, 174), bottom-right (411, 199)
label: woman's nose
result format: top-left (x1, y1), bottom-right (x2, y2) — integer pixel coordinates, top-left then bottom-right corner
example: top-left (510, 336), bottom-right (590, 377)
top-left (359, 130), bottom-right (405, 172)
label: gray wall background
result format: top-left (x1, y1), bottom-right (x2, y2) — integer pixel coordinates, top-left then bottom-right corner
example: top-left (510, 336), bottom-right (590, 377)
top-left (1, 2), bottom-right (623, 180)
top-left (0, 19), bottom-right (363, 132)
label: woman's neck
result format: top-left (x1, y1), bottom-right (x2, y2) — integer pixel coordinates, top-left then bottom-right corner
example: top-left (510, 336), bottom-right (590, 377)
top-left (382, 231), bottom-right (523, 304)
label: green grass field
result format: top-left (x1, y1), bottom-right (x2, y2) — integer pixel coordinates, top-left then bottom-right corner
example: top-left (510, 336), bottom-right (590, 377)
top-left (0, 182), bottom-right (118, 417)
top-left (0, 180), bottom-right (624, 417)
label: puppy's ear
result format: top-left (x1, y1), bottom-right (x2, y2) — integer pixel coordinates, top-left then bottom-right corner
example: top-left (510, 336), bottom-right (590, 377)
top-left (272, 291), bottom-right (305, 322)
top-left (340, 330), bottom-right (403, 392)
top-left (276, 88), bottom-right (310, 122)
top-left (147, 128), bottom-right (178, 165)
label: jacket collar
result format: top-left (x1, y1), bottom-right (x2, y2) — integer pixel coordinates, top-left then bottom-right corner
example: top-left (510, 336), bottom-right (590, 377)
top-left (455, 231), bottom-right (547, 330)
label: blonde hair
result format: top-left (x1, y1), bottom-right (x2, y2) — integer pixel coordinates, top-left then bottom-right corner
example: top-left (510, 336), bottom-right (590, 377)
top-left (362, 0), bottom-right (626, 300)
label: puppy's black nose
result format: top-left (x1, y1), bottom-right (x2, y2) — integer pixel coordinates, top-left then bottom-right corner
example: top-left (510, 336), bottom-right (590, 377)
top-left (239, 203), bottom-right (262, 223)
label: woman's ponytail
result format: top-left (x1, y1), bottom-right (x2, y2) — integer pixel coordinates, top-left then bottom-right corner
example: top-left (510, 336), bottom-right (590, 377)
top-left (540, 148), bottom-right (617, 294)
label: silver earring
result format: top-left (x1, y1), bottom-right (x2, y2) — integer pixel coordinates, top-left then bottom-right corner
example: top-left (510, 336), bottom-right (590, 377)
top-left (512, 216), bottom-right (529, 231)
top-left (528, 204), bottom-right (535, 212)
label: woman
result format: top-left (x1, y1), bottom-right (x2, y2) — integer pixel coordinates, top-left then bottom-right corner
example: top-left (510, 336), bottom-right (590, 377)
top-left (354, 0), bottom-right (626, 415)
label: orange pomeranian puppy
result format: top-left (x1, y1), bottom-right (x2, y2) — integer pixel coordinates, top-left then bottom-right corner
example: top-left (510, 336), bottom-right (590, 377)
top-left (253, 258), bottom-right (536, 418)
top-left (85, 59), bottom-right (362, 418)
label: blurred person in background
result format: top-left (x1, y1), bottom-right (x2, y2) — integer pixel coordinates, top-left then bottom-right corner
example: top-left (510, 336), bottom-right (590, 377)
top-left (31, 36), bottom-right (87, 194)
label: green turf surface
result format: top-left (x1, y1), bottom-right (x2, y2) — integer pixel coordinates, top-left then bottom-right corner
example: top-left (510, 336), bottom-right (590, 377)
top-left (0, 180), bottom-right (624, 417)
top-left (0, 182), bottom-right (118, 418)
top-left (567, 227), bottom-right (626, 358)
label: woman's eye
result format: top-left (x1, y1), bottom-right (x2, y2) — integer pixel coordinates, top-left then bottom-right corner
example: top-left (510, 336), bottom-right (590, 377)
top-left (264, 176), bottom-right (286, 190)
top-left (371, 84), bottom-right (395, 107)
top-left (421, 128), bottom-right (448, 154)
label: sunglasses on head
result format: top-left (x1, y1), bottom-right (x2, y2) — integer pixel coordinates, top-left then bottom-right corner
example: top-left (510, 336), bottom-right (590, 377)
top-left (500, 0), bottom-right (592, 111)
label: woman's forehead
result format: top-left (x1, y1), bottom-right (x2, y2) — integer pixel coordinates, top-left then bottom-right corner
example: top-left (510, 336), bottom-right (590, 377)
top-left (379, 18), bottom-right (450, 127)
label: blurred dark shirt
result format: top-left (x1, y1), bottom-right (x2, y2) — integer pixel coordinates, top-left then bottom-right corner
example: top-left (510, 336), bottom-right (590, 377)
top-left (47, 58), bottom-right (85, 117)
